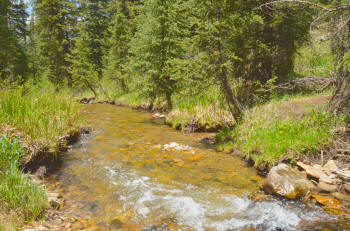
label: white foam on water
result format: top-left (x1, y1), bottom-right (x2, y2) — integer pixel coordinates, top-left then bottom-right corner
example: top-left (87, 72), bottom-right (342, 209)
top-left (103, 165), bottom-right (333, 231)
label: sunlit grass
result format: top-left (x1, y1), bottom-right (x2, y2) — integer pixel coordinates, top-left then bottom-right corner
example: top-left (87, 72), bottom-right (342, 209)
top-left (167, 87), bottom-right (234, 130)
top-left (0, 90), bottom-right (81, 151)
top-left (219, 94), bottom-right (341, 168)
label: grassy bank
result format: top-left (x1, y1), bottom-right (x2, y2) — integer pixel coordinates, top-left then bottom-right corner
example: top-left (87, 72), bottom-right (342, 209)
top-left (0, 86), bottom-right (81, 230)
top-left (0, 136), bottom-right (47, 231)
top-left (218, 93), bottom-right (343, 170)
top-left (0, 89), bottom-right (81, 154)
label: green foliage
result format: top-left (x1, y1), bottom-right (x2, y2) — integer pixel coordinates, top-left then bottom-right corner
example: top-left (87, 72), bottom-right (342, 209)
top-left (0, 89), bottom-right (81, 150)
top-left (34, 0), bottom-right (75, 84)
top-left (0, 0), bottom-right (29, 83)
top-left (167, 86), bottom-right (234, 130)
top-left (103, 0), bottom-right (133, 94)
top-left (0, 136), bottom-right (47, 227)
top-left (67, 19), bottom-right (101, 97)
top-left (130, 0), bottom-right (193, 109)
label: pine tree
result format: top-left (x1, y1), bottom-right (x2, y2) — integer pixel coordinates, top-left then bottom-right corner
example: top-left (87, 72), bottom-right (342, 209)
top-left (130, 0), bottom-right (192, 109)
top-left (68, 0), bottom-right (110, 96)
top-left (191, 0), bottom-right (313, 119)
top-left (104, 0), bottom-right (132, 93)
top-left (10, 0), bottom-right (28, 42)
top-left (34, 0), bottom-right (74, 84)
top-left (0, 0), bottom-right (28, 84)
top-left (68, 19), bottom-right (100, 97)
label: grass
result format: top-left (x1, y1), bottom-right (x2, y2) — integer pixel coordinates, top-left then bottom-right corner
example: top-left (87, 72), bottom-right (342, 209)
top-left (218, 94), bottom-right (342, 169)
top-left (167, 87), bottom-right (234, 130)
top-left (294, 26), bottom-right (333, 77)
top-left (0, 89), bottom-right (81, 152)
top-left (0, 136), bottom-right (47, 231)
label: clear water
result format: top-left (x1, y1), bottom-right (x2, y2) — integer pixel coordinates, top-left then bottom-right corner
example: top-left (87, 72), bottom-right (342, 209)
top-left (52, 104), bottom-right (338, 231)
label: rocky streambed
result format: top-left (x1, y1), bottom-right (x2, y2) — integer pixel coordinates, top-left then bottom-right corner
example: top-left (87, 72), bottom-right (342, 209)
top-left (26, 104), bottom-right (349, 231)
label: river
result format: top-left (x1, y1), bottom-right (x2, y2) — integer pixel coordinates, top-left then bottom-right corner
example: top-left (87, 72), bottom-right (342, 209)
top-left (50, 104), bottom-right (338, 231)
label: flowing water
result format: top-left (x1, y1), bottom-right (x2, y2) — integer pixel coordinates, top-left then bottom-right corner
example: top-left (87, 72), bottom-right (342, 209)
top-left (53, 104), bottom-right (338, 231)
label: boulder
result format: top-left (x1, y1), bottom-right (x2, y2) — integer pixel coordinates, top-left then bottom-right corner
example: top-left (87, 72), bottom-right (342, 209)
top-left (317, 182), bottom-right (338, 193)
top-left (297, 162), bottom-right (323, 179)
top-left (263, 164), bottom-right (316, 199)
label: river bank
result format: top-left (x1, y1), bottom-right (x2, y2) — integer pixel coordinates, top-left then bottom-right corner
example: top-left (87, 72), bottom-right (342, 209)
top-left (0, 89), bottom-right (83, 231)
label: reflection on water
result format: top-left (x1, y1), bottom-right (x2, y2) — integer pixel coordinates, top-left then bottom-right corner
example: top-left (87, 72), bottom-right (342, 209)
top-left (53, 104), bottom-right (336, 231)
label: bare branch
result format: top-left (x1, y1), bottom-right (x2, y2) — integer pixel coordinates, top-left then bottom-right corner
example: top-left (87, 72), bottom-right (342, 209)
top-left (259, 0), bottom-right (350, 13)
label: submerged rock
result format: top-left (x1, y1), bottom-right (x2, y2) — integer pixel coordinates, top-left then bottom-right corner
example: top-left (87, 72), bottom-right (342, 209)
top-left (263, 163), bottom-right (316, 199)
top-left (110, 218), bottom-right (123, 229)
top-left (143, 224), bottom-right (168, 231)
top-left (312, 194), bottom-right (343, 208)
top-left (298, 220), bottom-right (350, 231)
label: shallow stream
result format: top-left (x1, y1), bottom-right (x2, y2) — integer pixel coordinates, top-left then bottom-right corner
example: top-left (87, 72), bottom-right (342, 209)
top-left (53, 104), bottom-right (339, 231)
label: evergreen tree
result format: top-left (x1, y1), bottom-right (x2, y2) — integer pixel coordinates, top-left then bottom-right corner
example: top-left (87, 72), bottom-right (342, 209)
top-left (104, 0), bottom-right (132, 93)
top-left (34, 0), bottom-right (75, 84)
top-left (68, 19), bottom-right (100, 97)
top-left (130, 0), bottom-right (192, 109)
top-left (68, 0), bottom-right (110, 96)
top-left (0, 0), bottom-right (28, 84)
top-left (192, 0), bottom-right (313, 119)
top-left (10, 0), bottom-right (28, 42)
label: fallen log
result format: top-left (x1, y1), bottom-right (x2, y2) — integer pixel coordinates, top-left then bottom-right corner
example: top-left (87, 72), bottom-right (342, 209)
top-left (274, 76), bottom-right (336, 93)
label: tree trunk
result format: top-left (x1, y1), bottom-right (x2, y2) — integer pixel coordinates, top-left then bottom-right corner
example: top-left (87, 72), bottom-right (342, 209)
top-left (99, 83), bottom-right (111, 100)
top-left (220, 72), bottom-right (244, 120)
top-left (84, 79), bottom-right (98, 98)
top-left (328, 70), bottom-right (350, 115)
top-left (165, 91), bottom-right (172, 111)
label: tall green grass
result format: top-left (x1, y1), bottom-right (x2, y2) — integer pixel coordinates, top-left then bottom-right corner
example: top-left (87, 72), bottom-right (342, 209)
top-left (0, 136), bottom-right (47, 229)
top-left (167, 87), bottom-right (234, 130)
top-left (0, 90), bottom-right (81, 151)
top-left (294, 27), bottom-right (333, 77)
top-left (219, 95), bottom-right (341, 168)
